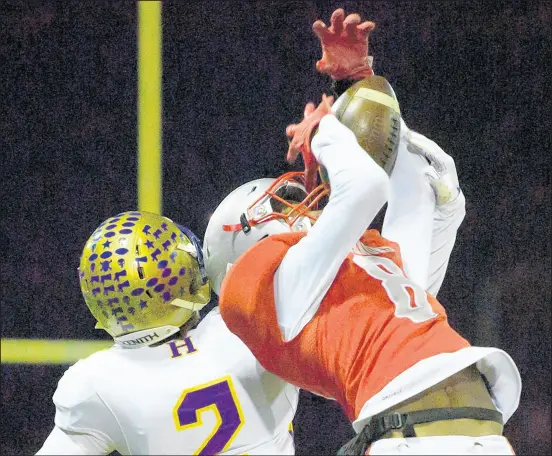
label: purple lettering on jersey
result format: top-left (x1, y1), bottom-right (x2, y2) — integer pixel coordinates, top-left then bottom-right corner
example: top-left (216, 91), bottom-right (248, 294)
top-left (175, 378), bottom-right (243, 454)
top-left (168, 337), bottom-right (197, 358)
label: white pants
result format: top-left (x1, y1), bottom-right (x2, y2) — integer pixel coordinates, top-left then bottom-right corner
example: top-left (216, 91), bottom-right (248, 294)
top-left (366, 435), bottom-right (515, 455)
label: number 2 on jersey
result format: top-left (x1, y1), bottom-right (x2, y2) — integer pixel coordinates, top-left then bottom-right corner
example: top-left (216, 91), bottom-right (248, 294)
top-left (354, 255), bottom-right (438, 323)
top-left (173, 376), bottom-right (244, 455)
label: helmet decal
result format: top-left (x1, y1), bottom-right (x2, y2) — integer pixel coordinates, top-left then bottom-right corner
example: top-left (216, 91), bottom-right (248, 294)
top-left (79, 211), bottom-right (210, 342)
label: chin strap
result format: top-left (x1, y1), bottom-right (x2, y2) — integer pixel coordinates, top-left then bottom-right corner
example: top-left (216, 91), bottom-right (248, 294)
top-left (222, 213), bottom-right (252, 233)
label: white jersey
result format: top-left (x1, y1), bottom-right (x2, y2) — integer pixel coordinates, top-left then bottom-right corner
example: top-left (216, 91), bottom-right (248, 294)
top-left (40, 308), bottom-right (298, 455)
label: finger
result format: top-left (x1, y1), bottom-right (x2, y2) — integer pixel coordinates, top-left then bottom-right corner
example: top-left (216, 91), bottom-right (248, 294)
top-left (316, 59), bottom-right (330, 73)
top-left (304, 102), bottom-right (316, 119)
top-left (406, 141), bottom-right (432, 165)
top-left (312, 20), bottom-right (330, 40)
top-left (343, 13), bottom-right (361, 38)
top-left (287, 142), bottom-right (301, 164)
top-left (321, 94), bottom-right (335, 109)
top-left (357, 21), bottom-right (376, 37)
top-left (330, 8), bottom-right (344, 34)
top-left (286, 124), bottom-right (297, 138)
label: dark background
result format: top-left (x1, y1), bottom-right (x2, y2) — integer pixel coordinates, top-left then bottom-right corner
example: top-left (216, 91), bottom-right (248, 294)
top-left (1, 0), bottom-right (551, 454)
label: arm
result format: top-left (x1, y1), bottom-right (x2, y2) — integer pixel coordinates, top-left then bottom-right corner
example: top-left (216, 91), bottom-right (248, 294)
top-left (275, 114), bottom-right (390, 340)
top-left (383, 120), bottom-right (465, 295)
top-left (37, 359), bottom-right (119, 455)
top-left (381, 120), bottom-right (435, 290)
top-left (311, 9), bottom-right (464, 295)
top-left (418, 128), bottom-right (466, 296)
top-left (36, 426), bottom-right (114, 455)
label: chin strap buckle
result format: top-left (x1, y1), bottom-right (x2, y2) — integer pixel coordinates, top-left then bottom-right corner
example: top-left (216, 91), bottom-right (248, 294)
top-left (240, 213), bottom-right (251, 233)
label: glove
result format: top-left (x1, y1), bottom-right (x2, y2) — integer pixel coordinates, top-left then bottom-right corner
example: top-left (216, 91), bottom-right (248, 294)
top-left (312, 8), bottom-right (376, 80)
top-left (286, 94), bottom-right (335, 192)
top-left (405, 126), bottom-right (462, 207)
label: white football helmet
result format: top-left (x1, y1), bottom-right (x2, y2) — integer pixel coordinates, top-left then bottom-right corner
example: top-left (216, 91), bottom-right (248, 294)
top-left (203, 172), bottom-right (329, 295)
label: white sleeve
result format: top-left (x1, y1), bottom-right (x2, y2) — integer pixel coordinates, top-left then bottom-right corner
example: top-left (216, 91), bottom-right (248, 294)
top-left (382, 130), bottom-right (435, 290)
top-left (274, 114), bottom-right (390, 341)
top-left (36, 426), bottom-right (114, 455)
top-left (425, 192), bottom-right (465, 295)
top-left (47, 360), bottom-right (120, 453)
top-left (382, 122), bottom-right (465, 296)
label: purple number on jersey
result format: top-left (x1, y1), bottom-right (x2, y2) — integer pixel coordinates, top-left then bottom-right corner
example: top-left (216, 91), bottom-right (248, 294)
top-left (173, 376), bottom-right (244, 454)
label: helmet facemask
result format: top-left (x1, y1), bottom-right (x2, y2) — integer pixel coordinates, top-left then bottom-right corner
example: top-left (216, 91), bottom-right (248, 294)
top-left (222, 171), bottom-right (329, 234)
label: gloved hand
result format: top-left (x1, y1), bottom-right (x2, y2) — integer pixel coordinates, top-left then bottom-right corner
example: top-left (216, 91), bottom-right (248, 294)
top-left (312, 8), bottom-right (375, 80)
top-left (286, 94), bottom-right (334, 192)
top-left (405, 125), bottom-right (462, 207)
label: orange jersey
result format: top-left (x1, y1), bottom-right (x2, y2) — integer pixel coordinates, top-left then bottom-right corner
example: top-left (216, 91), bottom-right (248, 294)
top-left (219, 230), bottom-right (470, 421)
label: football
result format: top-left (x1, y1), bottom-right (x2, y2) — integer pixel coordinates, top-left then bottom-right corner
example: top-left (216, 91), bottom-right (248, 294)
top-left (319, 75), bottom-right (402, 182)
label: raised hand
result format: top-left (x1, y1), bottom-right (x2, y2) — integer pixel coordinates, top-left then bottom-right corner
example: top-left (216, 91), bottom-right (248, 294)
top-left (313, 8), bottom-right (376, 80)
top-left (406, 129), bottom-right (462, 207)
top-left (286, 94), bottom-right (335, 192)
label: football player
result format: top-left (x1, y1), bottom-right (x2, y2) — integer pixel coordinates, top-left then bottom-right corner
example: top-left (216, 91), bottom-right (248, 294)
top-left (36, 212), bottom-right (298, 455)
top-left (202, 10), bottom-right (522, 455)
top-left (312, 8), bottom-right (462, 296)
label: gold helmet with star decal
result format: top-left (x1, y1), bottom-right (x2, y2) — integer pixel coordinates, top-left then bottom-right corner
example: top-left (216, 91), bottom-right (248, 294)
top-left (78, 211), bottom-right (210, 347)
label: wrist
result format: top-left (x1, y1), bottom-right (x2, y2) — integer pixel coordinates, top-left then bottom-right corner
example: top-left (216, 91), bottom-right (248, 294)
top-left (330, 69), bottom-right (374, 98)
top-left (330, 64), bottom-right (374, 82)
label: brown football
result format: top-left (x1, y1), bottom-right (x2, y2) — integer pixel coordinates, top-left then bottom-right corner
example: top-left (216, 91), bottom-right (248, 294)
top-left (319, 76), bottom-right (401, 182)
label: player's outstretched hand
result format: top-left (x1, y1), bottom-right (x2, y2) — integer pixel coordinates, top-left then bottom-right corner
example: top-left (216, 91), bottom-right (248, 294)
top-left (406, 129), bottom-right (462, 206)
top-left (313, 8), bottom-right (375, 80)
top-left (286, 94), bottom-right (334, 192)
